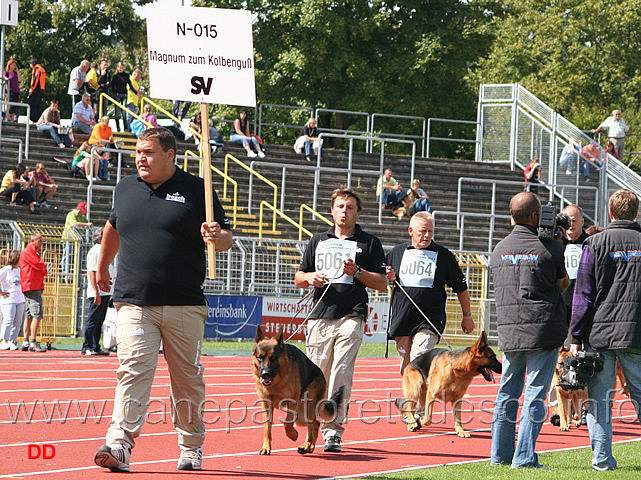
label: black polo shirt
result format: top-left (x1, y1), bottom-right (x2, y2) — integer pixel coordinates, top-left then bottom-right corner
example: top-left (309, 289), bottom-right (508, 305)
top-left (109, 167), bottom-right (230, 306)
top-left (386, 241), bottom-right (468, 338)
top-left (298, 224), bottom-right (386, 320)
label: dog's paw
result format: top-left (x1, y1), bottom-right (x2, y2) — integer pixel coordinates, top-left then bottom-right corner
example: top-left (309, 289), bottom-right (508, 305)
top-left (559, 424), bottom-right (570, 432)
top-left (456, 428), bottom-right (471, 438)
top-left (258, 447), bottom-right (271, 455)
top-left (297, 443), bottom-right (314, 455)
top-left (407, 421), bottom-right (421, 432)
top-left (419, 416), bottom-right (432, 428)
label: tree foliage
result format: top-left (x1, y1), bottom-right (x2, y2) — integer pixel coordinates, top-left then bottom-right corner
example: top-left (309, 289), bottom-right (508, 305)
top-left (5, 0), bottom-right (150, 116)
top-left (470, 0), bottom-right (641, 139)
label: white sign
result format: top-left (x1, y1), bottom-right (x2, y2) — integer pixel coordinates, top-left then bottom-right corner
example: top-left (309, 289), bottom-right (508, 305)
top-left (146, 6), bottom-right (256, 106)
top-left (565, 243), bottom-right (583, 280)
top-left (0, 0), bottom-right (18, 26)
top-left (314, 239), bottom-right (358, 285)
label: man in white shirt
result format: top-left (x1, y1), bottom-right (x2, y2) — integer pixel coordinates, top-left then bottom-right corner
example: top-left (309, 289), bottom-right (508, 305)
top-left (592, 110), bottom-right (635, 161)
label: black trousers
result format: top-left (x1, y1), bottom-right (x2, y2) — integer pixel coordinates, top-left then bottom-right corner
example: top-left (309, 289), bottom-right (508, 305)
top-left (82, 295), bottom-right (110, 352)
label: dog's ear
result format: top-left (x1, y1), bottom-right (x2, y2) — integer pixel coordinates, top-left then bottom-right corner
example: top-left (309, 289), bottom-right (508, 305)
top-left (474, 330), bottom-right (488, 351)
top-left (255, 325), bottom-right (265, 343)
top-left (276, 329), bottom-right (284, 345)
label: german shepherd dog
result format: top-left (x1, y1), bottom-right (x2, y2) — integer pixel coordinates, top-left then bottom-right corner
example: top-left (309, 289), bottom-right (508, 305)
top-left (551, 347), bottom-right (587, 431)
top-left (396, 331), bottom-right (502, 437)
top-left (393, 189), bottom-right (418, 221)
top-left (252, 326), bottom-right (344, 455)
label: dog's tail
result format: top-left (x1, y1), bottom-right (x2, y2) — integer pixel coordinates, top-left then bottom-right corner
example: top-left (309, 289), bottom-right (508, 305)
top-left (318, 386), bottom-right (345, 421)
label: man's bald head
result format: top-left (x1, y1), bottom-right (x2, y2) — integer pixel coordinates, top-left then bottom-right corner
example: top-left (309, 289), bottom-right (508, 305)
top-left (510, 192), bottom-right (541, 226)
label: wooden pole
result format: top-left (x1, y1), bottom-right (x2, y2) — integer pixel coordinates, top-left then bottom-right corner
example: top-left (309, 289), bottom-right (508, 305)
top-left (200, 103), bottom-right (216, 279)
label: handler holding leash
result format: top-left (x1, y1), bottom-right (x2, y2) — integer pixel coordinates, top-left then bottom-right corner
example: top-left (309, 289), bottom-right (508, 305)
top-left (295, 187), bottom-right (387, 453)
top-left (93, 127), bottom-right (232, 472)
top-left (490, 192), bottom-right (569, 469)
top-left (385, 212), bottom-right (474, 375)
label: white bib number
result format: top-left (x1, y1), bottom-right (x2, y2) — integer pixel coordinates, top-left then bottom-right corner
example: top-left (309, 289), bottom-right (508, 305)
top-left (399, 249), bottom-right (438, 288)
top-left (565, 244), bottom-right (583, 280)
top-left (315, 239), bottom-right (358, 285)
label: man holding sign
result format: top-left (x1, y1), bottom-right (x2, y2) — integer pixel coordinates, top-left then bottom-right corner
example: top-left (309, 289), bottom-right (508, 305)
top-left (385, 212), bottom-right (474, 375)
top-left (295, 187), bottom-right (387, 453)
top-left (93, 128), bottom-right (232, 472)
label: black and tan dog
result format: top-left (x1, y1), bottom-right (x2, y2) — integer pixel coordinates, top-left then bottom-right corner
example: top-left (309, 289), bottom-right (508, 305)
top-left (252, 326), bottom-right (344, 455)
top-left (392, 189), bottom-right (418, 220)
top-left (396, 331), bottom-right (502, 437)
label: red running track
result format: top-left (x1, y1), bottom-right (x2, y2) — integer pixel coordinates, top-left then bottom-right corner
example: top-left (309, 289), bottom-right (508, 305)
top-left (0, 350), bottom-right (639, 479)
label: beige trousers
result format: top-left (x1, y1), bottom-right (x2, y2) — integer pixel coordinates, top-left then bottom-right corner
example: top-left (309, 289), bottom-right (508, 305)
top-left (395, 328), bottom-right (439, 375)
top-left (106, 303), bottom-right (208, 450)
top-left (306, 315), bottom-right (364, 440)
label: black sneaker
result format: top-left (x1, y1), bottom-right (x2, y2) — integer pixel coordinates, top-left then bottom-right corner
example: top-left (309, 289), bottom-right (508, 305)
top-left (581, 409), bottom-right (588, 426)
top-left (324, 436), bottom-right (341, 453)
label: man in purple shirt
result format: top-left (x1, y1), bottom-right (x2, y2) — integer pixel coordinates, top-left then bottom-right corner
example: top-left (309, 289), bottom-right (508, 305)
top-left (570, 189), bottom-right (641, 472)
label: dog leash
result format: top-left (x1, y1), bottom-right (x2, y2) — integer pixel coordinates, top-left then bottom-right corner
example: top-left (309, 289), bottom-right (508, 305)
top-left (393, 279), bottom-right (454, 351)
top-left (285, 265), bottom-right (344, 342)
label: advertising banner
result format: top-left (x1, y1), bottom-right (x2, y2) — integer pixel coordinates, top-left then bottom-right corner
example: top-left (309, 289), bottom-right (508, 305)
top-left (205, 295), bottom-right (262, 339)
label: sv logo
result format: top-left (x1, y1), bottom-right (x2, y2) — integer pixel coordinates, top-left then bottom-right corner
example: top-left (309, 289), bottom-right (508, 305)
top-left (191, 76), bottom-right (213, 95)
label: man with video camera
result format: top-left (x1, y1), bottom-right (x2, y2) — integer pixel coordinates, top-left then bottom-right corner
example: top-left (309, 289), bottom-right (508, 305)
top-left (490, 192), bottom-right (570, 469)
top-left (570, 189), bottom-right (641, 471)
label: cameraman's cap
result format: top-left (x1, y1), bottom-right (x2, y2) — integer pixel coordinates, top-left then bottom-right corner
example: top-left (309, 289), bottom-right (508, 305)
top-left (77, 202), bottom-right (87, 214)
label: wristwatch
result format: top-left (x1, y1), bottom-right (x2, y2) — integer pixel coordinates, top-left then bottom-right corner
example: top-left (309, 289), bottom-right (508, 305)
top-left (353, 266), bottom-right (362, 279)
top-left (463, 312), bottom-right (472, 317)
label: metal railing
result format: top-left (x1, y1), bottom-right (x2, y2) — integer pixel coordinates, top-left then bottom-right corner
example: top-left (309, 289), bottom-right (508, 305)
top-left (139, 96), bottom-right (202, 141)
top-left (299, 204), bottom-right (333, 240)
top-left (315, 108), bottom-right (370, 140)
top-left (426, 118), bottom-right (479, 158)
top-left (224, 153), bottom-right (278, 230)
top-left (98, 92), bottom-right (153, 129)
top-left (1, 136), bottom-right (23, 163)
top-left (257, 103), bottom-right (313, 139)
top-left (432, 210), bottom-right (512, 253)
top-left (184, 150), bottom-right (239, 228)
top-left (258, 201), bottom-right (312, 239)
top-left (370, 113), bottom-right (426, 157)
top-left (0, 99), bottom-right (30, 159)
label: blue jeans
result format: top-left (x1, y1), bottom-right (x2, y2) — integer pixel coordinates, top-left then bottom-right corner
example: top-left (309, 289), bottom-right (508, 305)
top-left (411, 198), bottom-right (431, 215)
top-left (98, 159), bottom-right (110, 180)
top-left (72, 121), bottom-right (93, 135)
top-left (491, 349), bottom-right (557, 468)
top-left (125, 102), bottom-right (137, 132)
top-left (37, 124), bottom-right (72, 147)
top-left (304, 139), bottom-right (322, 158)
top-left (559, 153), bottom-right (576, 173)
top-left (586, 349), bottom-right (641, 471)
top-left (377, 189), bottom-right (404, 207)
top-left (230, 133), bottom-right (260, 150)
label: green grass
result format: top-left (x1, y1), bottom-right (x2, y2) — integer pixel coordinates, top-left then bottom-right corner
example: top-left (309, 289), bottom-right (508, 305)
top-left (349, 441), bottom-right (641, 479)
top-left (51, 338), bottom-right (473, 358)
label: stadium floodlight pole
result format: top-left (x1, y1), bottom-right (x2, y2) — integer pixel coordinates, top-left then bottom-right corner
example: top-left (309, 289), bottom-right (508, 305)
top-left (200, 103), bottom-right (216, 279)
top-left (393, 280), bottom-right (453, 351)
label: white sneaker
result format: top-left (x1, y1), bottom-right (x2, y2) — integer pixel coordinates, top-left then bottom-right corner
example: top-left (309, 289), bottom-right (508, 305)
top-left (177, 447), bottom-right (202, 470)
top-left (565, 170), bottom-right (573, 175)
top-left (257, 150), bottom-right (266, 158)
top-left (247, 150), bottom-right (257, 158)
top-left (9, 341), bottom-right (18, 351)
top-left (94, 444), bottom-right (131, 472)
top-left (0, 341), bottom-right (9, 350)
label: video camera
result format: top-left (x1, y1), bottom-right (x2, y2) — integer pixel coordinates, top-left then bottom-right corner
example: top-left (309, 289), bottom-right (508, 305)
top-left (558, 351), bottom-right (604, 391)
top-left (538, 203), bottom-right (571, 241)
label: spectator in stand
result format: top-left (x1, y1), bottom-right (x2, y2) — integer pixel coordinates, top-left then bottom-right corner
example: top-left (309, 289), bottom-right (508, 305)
top-left (523, 157), bottom-right (541, 194)
top-left (96, 60), bottom-right (111, 121)
top-left (82, 227), bottom-right (113, 356)
top-left (1, 164), bottom-right (38, 214)
top-left (606, 141), bottom-right (618, 159)
top-left (302, 118), bottom-right (322, 161)
top-left (89, 115), bottom-right (115, 162)
top-left (112, 62), bottom-right (137, 132)
top-left (61, 202), bottom-right (93, 278)
top-left (31, 162), bottom-right (58, 208)
top-left (72, 93), bottom-right (96, 135)
top-left (4, 59), bottom-right (21, 122)
top-left (27, 58), bottom-right (46, 123)
top-left (0, 250), bottom-right (24, 351)
top-left (72, 142), bottom-right (103, 181)
top-left (125, 69), bottom-right (143, 130)
top-left (376, 168), bottom-right (404, 209)
top-left (19, 234), bottom-right (48, 352)
top-left (581, 142), bottom-right (602, 180)
top-left (231, 109), bottom-right (265, 158)
top-left (592, 110), bottom-right (634, 162)
top-left (68, 60), bottom-right (90, 110)
top-left (37, 100), bottom-right (72, 148)
top-left (559, 139), bottom-right (581, 175)
top-left (409, 178), bottom-right (431, 214)
top-left (141, 104), bottom-right (159, 127)
top-left (85, 62), bottom-right (100, 115)
top-left (172, 100), bottom-right (191, 123)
